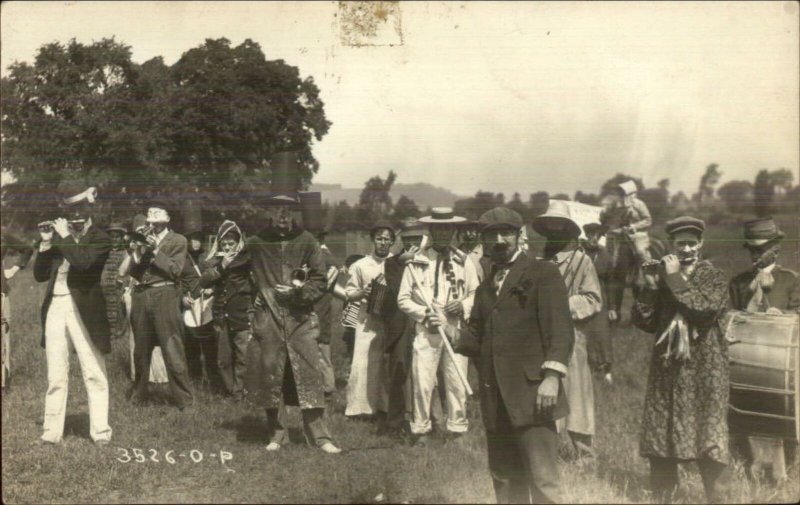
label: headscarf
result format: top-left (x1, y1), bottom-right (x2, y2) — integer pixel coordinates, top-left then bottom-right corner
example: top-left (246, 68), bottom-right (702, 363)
top-left (207, 220), bottom-right (245, 259)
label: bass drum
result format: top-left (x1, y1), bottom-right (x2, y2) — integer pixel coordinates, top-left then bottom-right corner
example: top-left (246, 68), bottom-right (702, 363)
top-left (726, 310), bottom-right (799, 441)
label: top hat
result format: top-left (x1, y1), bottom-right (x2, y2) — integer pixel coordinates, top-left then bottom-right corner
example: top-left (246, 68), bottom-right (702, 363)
top-left (418, 207), bottom-right (467, 225)
top-left (532, 200), bottom-right (581, 239)
top-left (478, 207), bottom-right (524, 232)
top-left (743, 217), bottom-right (785, 246)
top-left (664, 215), bottom-right (706, 237)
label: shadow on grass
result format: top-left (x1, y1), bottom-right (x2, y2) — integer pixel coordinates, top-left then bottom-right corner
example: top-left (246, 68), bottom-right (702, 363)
top-left (217, 414), bottom-right (307, 445)
top-left (63, 413), bottom-right (91, 440)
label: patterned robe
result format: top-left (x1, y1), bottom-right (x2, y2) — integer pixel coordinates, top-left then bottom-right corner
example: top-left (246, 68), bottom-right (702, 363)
top-left (100, 249), bottom-right (129, 338)
top-left (632, 260), bottom-right (730, 464)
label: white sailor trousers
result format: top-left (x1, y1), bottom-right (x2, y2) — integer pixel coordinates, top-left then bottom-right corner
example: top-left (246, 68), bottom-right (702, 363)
top-left (42, 294), bottom-right (112, 443)
top-left (410, 328), bottom-right (469, 435)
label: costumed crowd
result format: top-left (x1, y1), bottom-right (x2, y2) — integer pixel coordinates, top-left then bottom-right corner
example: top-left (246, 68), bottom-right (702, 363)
top-left (1, 180), bottom-right (798, 504)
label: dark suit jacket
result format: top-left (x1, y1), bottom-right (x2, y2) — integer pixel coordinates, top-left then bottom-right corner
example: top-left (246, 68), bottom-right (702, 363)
top-left (2, 233), bottom-right (34, 295)
top-left (456, 253), bottom-right (574, 431)
top-left (129, 230), bottom-right (188, 285)
top-left (729, 265), bottom-right (800, 313)
top-left (33, 226), bottom-right (112, 353)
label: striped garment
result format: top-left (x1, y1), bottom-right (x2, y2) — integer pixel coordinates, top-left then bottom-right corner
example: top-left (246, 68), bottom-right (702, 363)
top-left (100, 249), bottom-right (128, 338)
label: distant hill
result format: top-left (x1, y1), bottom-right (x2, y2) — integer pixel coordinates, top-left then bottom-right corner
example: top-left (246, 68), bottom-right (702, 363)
top-left (309, 182), bottom-right (466, 209)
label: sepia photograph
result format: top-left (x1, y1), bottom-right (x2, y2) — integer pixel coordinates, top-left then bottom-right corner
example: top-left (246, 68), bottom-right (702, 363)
top-left (1, 1), bottom-right (798, 503)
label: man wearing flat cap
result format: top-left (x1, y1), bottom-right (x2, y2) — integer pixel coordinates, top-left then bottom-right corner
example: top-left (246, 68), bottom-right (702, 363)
top-left (455, 206), bottom-right (574, 503)
top-left (248, 193), bottom-right (340, 454)
top-left (729, 218), bottom-right (799, 315)
top-left (33, 186), bottom-right (113, 444)
top-left (632, 216), bottom-right (731, 502)
top-left (398, 208), bottom-right (479, 446)
top-left (127, 202), bottom-right (194, 410)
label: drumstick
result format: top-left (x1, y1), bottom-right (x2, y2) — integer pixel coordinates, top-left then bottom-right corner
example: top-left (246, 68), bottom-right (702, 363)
top-left (405, 264), bottom-right (473, 396)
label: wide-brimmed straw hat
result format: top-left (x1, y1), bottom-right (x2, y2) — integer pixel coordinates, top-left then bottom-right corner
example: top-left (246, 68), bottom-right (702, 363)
top-left (532, 200), bottom-right (581, 239)
top-left (419, 207), bottom-right (467, 225)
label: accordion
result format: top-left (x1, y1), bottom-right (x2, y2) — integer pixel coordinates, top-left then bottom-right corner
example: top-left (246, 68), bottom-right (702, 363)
top-left (366, 278), bottom-right (389, 317)
top-left (341, 301), bottom-right (361, 328)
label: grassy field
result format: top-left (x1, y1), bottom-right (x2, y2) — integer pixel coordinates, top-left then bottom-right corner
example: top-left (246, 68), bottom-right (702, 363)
top-left (2, 219), bottom-right (799, 504)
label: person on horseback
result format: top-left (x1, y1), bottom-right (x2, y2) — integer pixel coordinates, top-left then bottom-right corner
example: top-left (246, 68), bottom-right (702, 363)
top-left (602, 180), bottom-right (653, 263)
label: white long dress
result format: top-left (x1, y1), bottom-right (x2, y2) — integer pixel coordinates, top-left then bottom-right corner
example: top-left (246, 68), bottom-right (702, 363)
top-left (344, 254), bottom-right (390, 416)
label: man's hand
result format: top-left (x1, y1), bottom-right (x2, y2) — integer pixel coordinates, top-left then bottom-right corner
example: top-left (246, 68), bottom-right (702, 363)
top-left (4, 266), bottom-right (21, 280)
top-left (444, 300), bottom-right (464, 317)
top-left (608, 309), bottom-right (619, 322)
top-left (424, 309), bottom-right (446, 328)
top-left (145, 234), bottom-right (159, 250)
top-left (766, 307), bottom-right (784, 315)
top-left (398, 246), bottom-right (419, 264)
top-left (53, 218), bottom-right (70, 239)
top-left (182, 295), bottom-right (194, 308)
top-left (221, 252), bottom-right (236, 269)
top-left (274, 284), bottom-right (295, 302)
top-left (662, 255), bottom-right (681, 275)
top-left (536, 372), bottom-right (560, 413)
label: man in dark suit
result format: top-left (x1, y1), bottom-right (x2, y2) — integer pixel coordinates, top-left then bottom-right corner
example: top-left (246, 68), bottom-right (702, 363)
top-left (33, 186), bottom-right (113, 445)
top-left (729, 217), bottom-right (799, 315)
top-left (128, 204), bottom-right (194, 410)
top-left (455, 206), bottom-right (574, 504)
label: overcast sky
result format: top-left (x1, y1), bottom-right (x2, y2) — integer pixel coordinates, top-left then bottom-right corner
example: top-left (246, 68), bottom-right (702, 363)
top-left (2, 1), bottom-right (798, 197)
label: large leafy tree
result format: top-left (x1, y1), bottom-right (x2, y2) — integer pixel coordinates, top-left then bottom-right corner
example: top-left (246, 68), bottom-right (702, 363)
top-left (357, 171), bottom-right (397, 227)
top-left (717, 180), bottom-right (753, 214)
top-left (1, 37), bottom-right (331, 229)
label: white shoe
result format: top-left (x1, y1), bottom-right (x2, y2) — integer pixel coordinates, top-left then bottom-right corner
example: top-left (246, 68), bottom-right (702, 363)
top-left (319, 442), bottom-right (341, 454)
top-left (265, 442), bottom-right (281, 452)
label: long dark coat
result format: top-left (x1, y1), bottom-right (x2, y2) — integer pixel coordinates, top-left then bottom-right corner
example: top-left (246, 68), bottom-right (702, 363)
top-left (247, 227), bottom-right (327, 409)
top-left (33, 227), bottom-right (112, 353)
top-left (729, 265), bottom-right (800, 314)
top-left (456, 253), bottom-right (575, 431)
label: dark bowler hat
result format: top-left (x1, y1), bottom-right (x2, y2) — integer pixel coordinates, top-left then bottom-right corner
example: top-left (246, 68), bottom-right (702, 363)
top-left (106, 222), bottom-right (128, 234)
top-left (399, 218), bottom-right (426, 237)
top-left (478, 207), bottom-right (524, 232)
top-left (665, 216), bottom-right (705, 237)
top-left (743, 217), bottom-right (785, 246)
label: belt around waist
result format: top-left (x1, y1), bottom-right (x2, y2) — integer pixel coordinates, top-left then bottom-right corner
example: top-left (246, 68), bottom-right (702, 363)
top-left (134, 281), bottom-right (176, 290)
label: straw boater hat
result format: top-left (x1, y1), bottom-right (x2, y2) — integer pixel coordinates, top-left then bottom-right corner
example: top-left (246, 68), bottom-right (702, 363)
top-left (532, 200), bottom-right (581, 239)
top-left (478, 207), bottom-right (523, 232)
top-left (742, 217), bottom-right (785, 247)
top-left (419, 207), bottom-right (467, 225)
top-left (664, 216), bottom-right (705, 237)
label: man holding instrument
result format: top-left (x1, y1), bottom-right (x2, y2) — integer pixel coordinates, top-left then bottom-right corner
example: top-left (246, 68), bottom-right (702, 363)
top-left (248, 193), bottom-right (340, 454)
top-left (33, 186), bottom-right (113, 445)
top-left (455, 206), bottom-right (574, 504)
top-left (397, 208), bottom-right (479, 447)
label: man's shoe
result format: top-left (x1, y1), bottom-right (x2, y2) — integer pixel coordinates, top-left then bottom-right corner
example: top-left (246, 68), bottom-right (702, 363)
top-left (265, 442), bottom-right (281, 452)
top-left (319, 442), bottom-right (342, 454)
top-left (94, 439), bottom-right (110, 447)
top-left (412, 434), bottom-right (429, 448)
